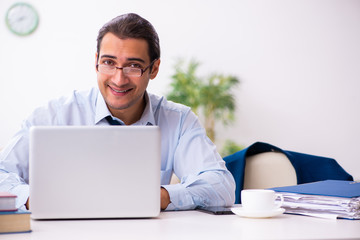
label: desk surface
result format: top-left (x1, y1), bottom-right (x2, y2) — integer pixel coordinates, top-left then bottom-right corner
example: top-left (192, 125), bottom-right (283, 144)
top-left (2, 210), bottom-right (360, 240)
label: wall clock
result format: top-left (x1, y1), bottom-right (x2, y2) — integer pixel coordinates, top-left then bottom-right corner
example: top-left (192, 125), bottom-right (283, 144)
top-left (5, 2), bottom-right (39, 36)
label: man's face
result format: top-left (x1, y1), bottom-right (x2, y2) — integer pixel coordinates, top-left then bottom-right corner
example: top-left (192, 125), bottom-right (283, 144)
top-left (96, 32), bottom-right (159, 122)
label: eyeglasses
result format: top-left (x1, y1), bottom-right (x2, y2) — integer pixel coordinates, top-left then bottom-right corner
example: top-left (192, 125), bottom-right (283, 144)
top-left (96, 59), bottom-right (157, 77)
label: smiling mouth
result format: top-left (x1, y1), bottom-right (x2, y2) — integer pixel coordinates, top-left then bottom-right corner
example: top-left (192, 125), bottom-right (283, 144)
top-left (113, 88), bottom-right (130, 93)
top-left (109, 85), bottom-right (132, 94)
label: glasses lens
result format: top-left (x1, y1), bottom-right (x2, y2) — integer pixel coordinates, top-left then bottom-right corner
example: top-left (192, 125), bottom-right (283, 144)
top-left (98, 65), bottom-right (115, 75)
top-left (123, 67), bottom-right (141, 77)
top-left (97, 65), bottom-right (142, 77)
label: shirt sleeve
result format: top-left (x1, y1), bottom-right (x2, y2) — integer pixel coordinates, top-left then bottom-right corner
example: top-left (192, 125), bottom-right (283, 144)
top-left (161, 112), bottom-right (236, 211)
top-left (0, 126), bottom-right (31, 208)
top-left (0, 97), bottom-right (60, 209)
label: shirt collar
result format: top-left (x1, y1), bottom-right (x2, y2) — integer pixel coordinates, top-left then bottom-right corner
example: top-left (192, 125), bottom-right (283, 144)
top-left (135, 92), bottom-right (155, 126)
top-left (94, 90), bottom-right (113, 125)
top-left (94, 90), bottom-right (155, 126)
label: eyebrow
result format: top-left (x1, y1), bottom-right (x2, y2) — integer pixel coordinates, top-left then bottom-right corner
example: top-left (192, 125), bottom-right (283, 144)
top-left (100, 54), bottom-right (117, 59)
top-left (100, 55), bottom-right (146, 63)
top-left (127, 58), bottom-right (146, 63)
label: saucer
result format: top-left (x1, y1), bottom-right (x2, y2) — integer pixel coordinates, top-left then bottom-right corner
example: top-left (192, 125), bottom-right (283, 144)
top-left (231, 207), bottom-right (285, 218)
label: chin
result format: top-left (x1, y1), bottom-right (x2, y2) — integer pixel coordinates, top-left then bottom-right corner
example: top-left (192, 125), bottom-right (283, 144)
top-left (107, 101), bottom-right (131, 111)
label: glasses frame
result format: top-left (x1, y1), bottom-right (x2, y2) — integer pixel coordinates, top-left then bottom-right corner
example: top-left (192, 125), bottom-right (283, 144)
top-left (96, 59), bottom-right (158, 77)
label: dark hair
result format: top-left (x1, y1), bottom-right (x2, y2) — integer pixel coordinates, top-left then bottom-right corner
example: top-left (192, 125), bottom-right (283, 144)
top-left (96, 13), bottom-right (160, 63)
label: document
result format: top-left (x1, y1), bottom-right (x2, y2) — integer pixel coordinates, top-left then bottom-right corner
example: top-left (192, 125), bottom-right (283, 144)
top-left (271, 180), bottom-right (360, 220)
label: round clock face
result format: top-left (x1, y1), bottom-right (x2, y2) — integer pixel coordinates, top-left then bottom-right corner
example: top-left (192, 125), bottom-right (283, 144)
top-left (5, 3), bottom-right (39, 36)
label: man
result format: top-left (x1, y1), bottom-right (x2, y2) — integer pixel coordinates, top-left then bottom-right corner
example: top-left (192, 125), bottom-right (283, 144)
top-left (0, 13), bottom-right (235, 211)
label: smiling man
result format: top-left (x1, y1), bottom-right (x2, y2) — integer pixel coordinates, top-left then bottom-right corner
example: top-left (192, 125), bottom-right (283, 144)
top-left (96, 33), bottom-right (158, 125)
top-left (0, 13), bottom-right (235, 211)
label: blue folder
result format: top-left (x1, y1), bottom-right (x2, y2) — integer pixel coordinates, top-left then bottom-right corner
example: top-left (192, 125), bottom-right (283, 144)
top-left (271, 180), bottom-right (360, 198)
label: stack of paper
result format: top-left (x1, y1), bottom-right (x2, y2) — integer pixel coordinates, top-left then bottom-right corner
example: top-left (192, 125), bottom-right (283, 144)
top-left (271, 180), bottom-right (360, 220)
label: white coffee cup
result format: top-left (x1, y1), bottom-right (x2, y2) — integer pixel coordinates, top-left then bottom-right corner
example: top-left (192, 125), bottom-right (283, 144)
top-left (241, 189), bottom-right (284, 212)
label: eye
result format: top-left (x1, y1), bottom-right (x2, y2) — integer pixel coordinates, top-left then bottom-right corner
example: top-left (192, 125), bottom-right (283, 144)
top-left (128, 63), bottom-right (142, 69)
top-left (102, 59), bottom-right (116, 66)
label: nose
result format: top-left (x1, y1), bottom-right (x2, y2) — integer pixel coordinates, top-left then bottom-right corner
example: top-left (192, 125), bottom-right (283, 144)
top-left (112, 68), bottom-right (130, 86)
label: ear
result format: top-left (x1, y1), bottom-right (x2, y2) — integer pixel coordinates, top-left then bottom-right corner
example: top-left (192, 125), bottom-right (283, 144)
top-left (95, 52), bottom-right (98, 72)
top-left (149, 59), bottom-right (161, 80)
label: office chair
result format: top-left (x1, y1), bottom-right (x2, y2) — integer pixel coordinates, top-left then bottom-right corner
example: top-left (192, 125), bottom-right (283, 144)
top-left (243, 151), bottom-right (297, 189)
top-left (224, 142), bottom-right (353, 204)
top-left (170, 174), bottom-right (180, 184)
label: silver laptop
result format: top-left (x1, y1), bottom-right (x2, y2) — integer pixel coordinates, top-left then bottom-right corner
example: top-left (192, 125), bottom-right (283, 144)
top-left (29, 126), bottom-right (161, 219)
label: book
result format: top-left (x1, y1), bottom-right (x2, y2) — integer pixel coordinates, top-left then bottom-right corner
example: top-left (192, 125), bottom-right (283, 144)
top-left (0, 208), bottom-right (31, 234)
top-left (0, 192), bottom-right (17, 211)
top-left (271, 180), bottom-right (360, 219)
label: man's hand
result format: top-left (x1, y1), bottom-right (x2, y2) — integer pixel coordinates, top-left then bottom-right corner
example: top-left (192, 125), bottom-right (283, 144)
top-left (161, 187), bottom-right (170, 210)
top-left (25, 197), bottom-right (29, 210)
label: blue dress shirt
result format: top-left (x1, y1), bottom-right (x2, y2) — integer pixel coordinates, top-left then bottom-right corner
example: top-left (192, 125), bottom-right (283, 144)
top-left (0, 87), bottom-right (235, 210)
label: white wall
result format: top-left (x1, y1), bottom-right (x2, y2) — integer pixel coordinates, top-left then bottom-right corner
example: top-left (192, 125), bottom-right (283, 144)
top-left (1, 0), bottom-right (359, 179)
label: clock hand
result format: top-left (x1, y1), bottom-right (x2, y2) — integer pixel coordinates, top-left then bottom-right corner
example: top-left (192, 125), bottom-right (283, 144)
top-left (17, 16), bottom-right (26, 22)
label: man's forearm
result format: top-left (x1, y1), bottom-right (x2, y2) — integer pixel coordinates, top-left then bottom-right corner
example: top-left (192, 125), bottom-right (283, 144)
top-left (160, 187), bottom-right (170, 210)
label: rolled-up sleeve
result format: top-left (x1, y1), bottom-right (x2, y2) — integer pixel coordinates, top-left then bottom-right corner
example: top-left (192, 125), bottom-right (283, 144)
top-left (161, 110), bottom-right (235, 210)
top-left (0, 127), bottom-right (30, 208)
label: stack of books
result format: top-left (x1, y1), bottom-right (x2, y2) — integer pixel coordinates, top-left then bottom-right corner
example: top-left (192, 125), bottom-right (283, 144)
top-left (0, 192), bottom-right (31, 234)
top-left (271, 180), bottom-right (360, 219)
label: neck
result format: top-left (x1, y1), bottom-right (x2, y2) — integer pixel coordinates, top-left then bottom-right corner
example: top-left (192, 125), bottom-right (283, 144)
top-left (109, 96), bottom-right (146, 125)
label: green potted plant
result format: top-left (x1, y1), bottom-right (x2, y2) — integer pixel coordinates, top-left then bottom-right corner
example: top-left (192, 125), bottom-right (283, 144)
top-left (167, 59), bottom-right (242, 155)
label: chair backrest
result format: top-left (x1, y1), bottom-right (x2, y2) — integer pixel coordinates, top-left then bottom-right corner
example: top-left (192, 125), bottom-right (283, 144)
top-left (170, 174), bottom-right (180, 184)
top-left (243, 152), bottom-right (297, 189)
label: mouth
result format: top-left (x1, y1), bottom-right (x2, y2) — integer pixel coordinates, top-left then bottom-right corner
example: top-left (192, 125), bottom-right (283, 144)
top-left (108, 85), bottom-right (133, 95)
top-left (113, 88), bottom-right (131, 93)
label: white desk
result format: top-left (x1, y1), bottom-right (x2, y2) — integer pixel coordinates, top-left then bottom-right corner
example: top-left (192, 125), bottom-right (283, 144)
top-left (2, 210), bottom-right (360, 240)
